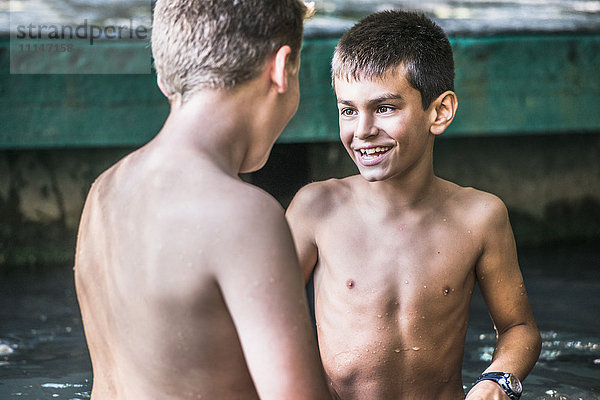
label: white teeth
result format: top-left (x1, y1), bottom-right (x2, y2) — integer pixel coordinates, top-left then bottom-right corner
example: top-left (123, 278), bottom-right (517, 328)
top-left (359, 146), bottom-right (391, 155)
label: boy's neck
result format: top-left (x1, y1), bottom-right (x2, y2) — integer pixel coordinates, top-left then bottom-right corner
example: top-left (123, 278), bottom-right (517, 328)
top-left (361, 160), bottom-right (438, 210)
top-left (152, 86), bottom-right (261, 177)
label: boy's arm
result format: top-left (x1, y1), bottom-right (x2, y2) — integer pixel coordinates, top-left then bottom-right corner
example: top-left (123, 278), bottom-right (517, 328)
top-left (466, 196), bottom-right (542, 400)
top-left (215, 191), bottom-right (334, 400)
top-left (286, 184), bottom-right (321, 284)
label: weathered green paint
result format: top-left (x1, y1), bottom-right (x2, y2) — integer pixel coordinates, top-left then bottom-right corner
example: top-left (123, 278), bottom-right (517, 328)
top-left (1, 34), bottom-right (599, 148)
top-left (451, 35), bottom-right (600, 136)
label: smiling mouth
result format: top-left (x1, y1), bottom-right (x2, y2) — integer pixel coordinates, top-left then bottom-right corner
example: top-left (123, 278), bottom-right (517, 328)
top-left (357, 146), bottom-right (393, 160)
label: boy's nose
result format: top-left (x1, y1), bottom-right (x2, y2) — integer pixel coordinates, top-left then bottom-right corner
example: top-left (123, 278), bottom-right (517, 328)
top-left (354, 116), bottom-right (379, 139)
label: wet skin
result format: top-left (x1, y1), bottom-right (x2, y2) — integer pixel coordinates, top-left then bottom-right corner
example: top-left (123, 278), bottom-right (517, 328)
top-left (294, 176), bottom-right (487, 399)
top-left (286, 71), bottom-right (541, 400)
top-left (75, 49), bottom-right (337, 400)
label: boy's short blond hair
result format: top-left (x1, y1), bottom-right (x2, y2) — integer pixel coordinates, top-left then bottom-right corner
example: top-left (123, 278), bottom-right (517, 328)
top-left (152, 0), bottom-right (311, 105)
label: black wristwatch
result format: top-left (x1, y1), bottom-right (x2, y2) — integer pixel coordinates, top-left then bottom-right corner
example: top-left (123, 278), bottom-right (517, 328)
top-left (474, 372), bottom-right (522, 400)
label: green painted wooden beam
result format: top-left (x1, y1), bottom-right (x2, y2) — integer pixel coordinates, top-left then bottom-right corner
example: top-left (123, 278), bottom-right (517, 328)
top-left (1, 34), bottom-right (599, 148)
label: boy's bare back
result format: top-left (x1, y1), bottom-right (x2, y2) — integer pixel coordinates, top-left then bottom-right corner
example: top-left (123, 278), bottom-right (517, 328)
top-left (76, 149), bottom-right (260, 398)
top-left (75, 1), bottom-right (336, 399)
top-left (289, 175), bottom-right (530, 399)
top-left (76, 100), bottom-right (332, 400)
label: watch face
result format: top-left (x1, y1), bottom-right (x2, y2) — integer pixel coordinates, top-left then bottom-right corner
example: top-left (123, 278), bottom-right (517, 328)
top-left (507, 375), bottom-right (522, 393)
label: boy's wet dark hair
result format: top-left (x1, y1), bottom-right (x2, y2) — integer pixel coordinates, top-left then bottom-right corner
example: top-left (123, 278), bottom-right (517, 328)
top-left (152, 0), bottom-right (311, 105)
top-left (332, 10), bottom-right (454, 110)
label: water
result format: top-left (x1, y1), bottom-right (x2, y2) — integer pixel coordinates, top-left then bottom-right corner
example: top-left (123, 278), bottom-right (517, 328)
top-left (465, 245), bottom-right (600, 399)
top-left (0, 269), bottom-right (91, 399)
top-left (0, 245), bottom-right (599, 399)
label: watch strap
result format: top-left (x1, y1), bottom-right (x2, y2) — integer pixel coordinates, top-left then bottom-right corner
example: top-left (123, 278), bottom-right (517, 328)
top-left (474, 372), bottom-right (522, 400)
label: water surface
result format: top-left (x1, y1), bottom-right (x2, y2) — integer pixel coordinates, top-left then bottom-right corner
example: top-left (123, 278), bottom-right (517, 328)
top-left (0, 245), bottom-right (599, 399)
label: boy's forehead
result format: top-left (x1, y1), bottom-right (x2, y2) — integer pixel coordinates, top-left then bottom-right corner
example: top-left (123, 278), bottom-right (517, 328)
top-left (334, 64), bottom-right (407, 86)
top-left (334, 70), bottom-right (416, 101)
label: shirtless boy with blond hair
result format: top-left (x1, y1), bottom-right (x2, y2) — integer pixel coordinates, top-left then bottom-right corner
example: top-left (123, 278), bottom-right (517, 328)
top-left (287, 11), bottom-right (541, 400)
top-left (75, 1), bottom-right (338, 399)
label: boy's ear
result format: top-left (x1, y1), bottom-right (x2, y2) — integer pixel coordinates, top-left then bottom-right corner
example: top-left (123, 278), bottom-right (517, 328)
top-left (429, 91), bottom-right (458, 136)
top-left (157, 76), bottom-right (170, 99)
top-left (270, 45), bottom-right (293, 94)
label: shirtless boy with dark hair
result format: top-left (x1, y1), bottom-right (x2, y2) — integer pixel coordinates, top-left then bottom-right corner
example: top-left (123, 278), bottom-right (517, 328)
top-left (287, 10), bottom-right (541, 400)
top-left (75, 1), bottom-right (338, 399)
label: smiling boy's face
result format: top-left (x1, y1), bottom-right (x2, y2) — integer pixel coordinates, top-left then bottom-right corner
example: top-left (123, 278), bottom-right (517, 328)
top-left (334, 68), bottom-right (436, 183)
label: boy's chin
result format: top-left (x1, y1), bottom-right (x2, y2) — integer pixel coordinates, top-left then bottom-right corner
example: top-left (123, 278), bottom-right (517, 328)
top-left (357, 169), bottom-right (388, 182)
top-left (240, 160), bottom-right (266, 174)
top-left (239, 153), bottom-right (270, 174)
top-left (353, 162), bottom-right (389, 182)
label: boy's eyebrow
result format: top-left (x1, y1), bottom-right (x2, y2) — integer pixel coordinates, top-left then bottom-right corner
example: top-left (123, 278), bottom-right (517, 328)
top-left (337, 93), bottom-right (405, 106)
top-left (370, 93), bottom-right (404, 104)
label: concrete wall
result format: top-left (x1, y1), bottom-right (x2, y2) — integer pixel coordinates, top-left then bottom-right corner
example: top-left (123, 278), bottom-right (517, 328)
top-left (1, 133), bottom-right (599, 271)
top-left (0, 148), bottom-right (129, 270)
top-left (257, 135), bottom-right (600, 247)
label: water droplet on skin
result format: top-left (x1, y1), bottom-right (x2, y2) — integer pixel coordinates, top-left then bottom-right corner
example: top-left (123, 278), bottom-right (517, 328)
top-left (443, 289), bottom-right (450, 296)
top-left (412, 346), bottom-right (421, 351)
top-left (346, 279), bottom-right (355, 289)
top-left (394, 349), bottom-right (401, 353)
top-left (467, 230), bottom-right (472, 234)
top-left (443, 218), bottom-right (447, 222)
top-left (404, 280), bottom-right (409, 284)
top-left (377, 314), bottom-right (382, 318)
top-left (423, 285), bottom-right (427, 289)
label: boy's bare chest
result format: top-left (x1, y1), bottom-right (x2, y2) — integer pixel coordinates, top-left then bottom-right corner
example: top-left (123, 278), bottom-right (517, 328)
top-left (315, 208), bottom-right (481, 288)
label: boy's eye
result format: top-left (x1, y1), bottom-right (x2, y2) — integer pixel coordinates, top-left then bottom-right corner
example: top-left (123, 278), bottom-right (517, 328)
top-left (376, 105), bottom-right (394, 113)
top-left (340, 108), bottom-right (357, 117)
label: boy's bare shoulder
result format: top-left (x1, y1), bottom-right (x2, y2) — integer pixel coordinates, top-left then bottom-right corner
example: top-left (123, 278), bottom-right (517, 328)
top-left (85, 157), bottom-right (287, 254)
top-left (442, 179), bottom-right (510, 230)
top-left (288, 175), bottom-right (357, 219)
top-left (171, 174), bottom-right (288, 240)
top-left (220, 179), bottom-right (287, 222)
